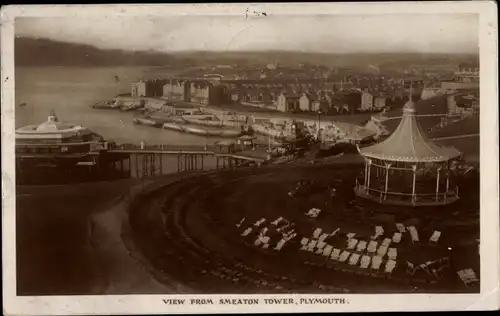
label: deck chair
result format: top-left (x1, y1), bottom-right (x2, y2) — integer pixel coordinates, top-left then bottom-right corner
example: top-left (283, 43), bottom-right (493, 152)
top-left (392, 232), bottom-right (402, 243)
top-left (465, 269), bottom-right (479, 284)
top-left (385, 259), bottom-right (397, 274)
top-left (347, 238), bottom-right (359, 250)
top-left (300, 237), bottom-right (309, 246)
top-left (360, 255), bottom-right (371, 269)
top-left (381, 238), bottom-right (392, 247)
top-left (457, 270), bottom-right (470, 287)
top-left (407, 226), bottom-right (419, 243)
top-left (377, 245), bottom-right (388, 257)
top-left (419, 262), bottom-right (433, 276)
top-left (236, 217), bottom-right (246, 228)
top-left (429, 230), bottom-right (442, 244)
top-left (318, 233), bottom-right (329, 242)
top-left (285, 233), bottom-right (297, 242)
top-left (262, 243), bottom-right (270, 249)
top-left (338, 251), bottom-right (351, 263)
top-left (388, 248), bottom-right (397, 260)
top-left (315, 241), bottom-right (326, 254)
top-left (261, 236), bottom-right (270, 244)
top-left (307, 240), bottom-right (317, 252)
top-left (275, 239), bottom-right (286, 251)
top-left (330, 248), bottom-right (341, 261)
top-left (356, 240), bottom-right (368, 252)
top-left (241, 227), bottom-right (252, 236)
top-left (322, 245), bottom-right (333, 257)
top-left (313, 228), bottom-right (322, 239)
top-left (254, 238), bottom-right (263, 247)
top-left (254, 218), bottom-right (266, 227)
top-left (371, 255), bottom-right (383, 271)
top-left (271, 217), bottom-right (284, 226)
top-left (406, 261), bottom-right (417, 275)
top-left (367, 240), bottom-right (378, 253)
top-left (371, 226), bottom-right (384, 240)
top-left (346, 232), bottom-right (356, 239)
top-left (259, 227), bottom-right (269, 237)
top-left (396, 223), bottom-right (406, 233)
top-left (349, 253), bottom-right (361, 266)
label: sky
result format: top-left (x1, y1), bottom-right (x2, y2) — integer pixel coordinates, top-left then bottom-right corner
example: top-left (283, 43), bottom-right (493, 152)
top-left (15, 14), bottom-right (479, 54)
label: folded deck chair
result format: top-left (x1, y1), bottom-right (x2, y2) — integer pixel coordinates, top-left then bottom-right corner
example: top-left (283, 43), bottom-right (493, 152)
top-left (392, 232), bottom-right (402, 243)
top-left (318, 233), bottom-right (329, 242)
top-left (396, 223), bottom-right (406, 233)
top-left (300, 237), bottom-right (309, 246)
top-left (271, 216), bottom-right (284, 226)
top-left (348, 253), bottom-right (361, 266)
top-left (377, 245), bottom-right (388, 257)
top-left (330, 248), bottom-right (341, 261)
top-left (388, 247), bottom-right (397, 260)
top-left (360, 255), bottom-right (371, 269)
top-left (429, 230), bottom-right (442, 244)
top-left (236, 217), bottom-right (246, 228)
top-left (381, 238), bottom-right (392, 247)
top-left (329, 228), bottom-right (341, 237)
top-left (313, 228), bottom-right (323, 239)
top-left (367, 240), bottom-right (378, 253)
top-left (371, 255), bottom-right (383, 270)
top-left (371, 225), bottom-right (384, 240)
top-left (322, 245), bottom-right (333, 257)
top-left (254, 218), bottom-right (266, 227)
top-left (241, 227), bottom-right (252, 236)
top-left (285, 233), bottom-right (297, 241)
top-left (385, 259), bottom-right (397, 274)
top-left (338, 251), bottom-right (351, 263)
top-left (275, 239), bottom-right (286, 251)
top-left (408, 226), bottom-right (419, 242)
top-left (347, 238), bottom-right (359, 250)
top-left (356, 240), bottom-right (368, 252)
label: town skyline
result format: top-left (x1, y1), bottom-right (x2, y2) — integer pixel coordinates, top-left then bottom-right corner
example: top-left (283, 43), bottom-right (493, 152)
top-left (16, 14), bottom-right (479, 54)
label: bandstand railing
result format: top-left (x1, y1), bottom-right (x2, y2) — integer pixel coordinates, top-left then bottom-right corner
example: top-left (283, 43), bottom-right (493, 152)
top-left (355, 179), bottom-right (459, 205)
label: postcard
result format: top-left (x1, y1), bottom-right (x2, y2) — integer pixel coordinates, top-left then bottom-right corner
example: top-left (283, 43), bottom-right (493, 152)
top-left (1, 2), bottom-right (499, 315)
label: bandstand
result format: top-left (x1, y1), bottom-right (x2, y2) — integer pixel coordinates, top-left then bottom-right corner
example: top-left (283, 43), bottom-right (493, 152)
top-left (354, 94), bottom-right (463, 206)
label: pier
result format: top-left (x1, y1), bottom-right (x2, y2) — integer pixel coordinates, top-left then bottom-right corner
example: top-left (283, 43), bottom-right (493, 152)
top-left (105, 144), bottom-right (266, 178)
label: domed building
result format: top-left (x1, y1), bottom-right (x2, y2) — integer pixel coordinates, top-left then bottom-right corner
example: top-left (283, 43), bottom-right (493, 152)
top-left (15, 111), bottom-right (113, 178)
top-left (354, 91), bottom-right (463, 206)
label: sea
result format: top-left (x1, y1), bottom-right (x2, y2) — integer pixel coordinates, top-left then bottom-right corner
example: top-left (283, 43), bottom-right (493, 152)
top-left (15, 66), bottom-right (215, 146)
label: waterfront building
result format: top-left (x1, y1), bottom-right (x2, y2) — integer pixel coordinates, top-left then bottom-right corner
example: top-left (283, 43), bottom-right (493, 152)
top-left (299, 93), bottom-right (314, 111)
top-left (373, 95), bottom-right (387, 110)
top-left (354, 92), bottom-right (463, 206)
top-left (276, 92), bottom-right (300, 112)
top-left (360, 90), bottom-right (374, 111)
top-left (441, 61), bottom-right (480, 91)
top-left (163, 79), bottom-right (189, 101)
top-left (15, 112), bottom-right (114, 179)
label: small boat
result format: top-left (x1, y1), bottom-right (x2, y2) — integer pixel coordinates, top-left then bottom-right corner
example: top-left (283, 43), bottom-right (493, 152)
top-left (133, 117), bottom-right (162, 128)
top-left (19, 102), bottom-right (27, 107)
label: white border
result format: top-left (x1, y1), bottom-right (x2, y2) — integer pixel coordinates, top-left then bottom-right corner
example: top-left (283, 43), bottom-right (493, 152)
top-left (2, 2), bottom-right (499, 314)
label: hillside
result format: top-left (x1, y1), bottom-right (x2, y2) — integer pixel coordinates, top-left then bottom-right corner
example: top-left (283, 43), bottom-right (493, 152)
top-left (15, 37), bottom-right (478, 70)
top-left (15, 37), bottom-right (177, 67)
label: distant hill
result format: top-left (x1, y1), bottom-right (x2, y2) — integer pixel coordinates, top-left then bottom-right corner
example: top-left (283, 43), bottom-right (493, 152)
top-left (16, 36), bottom-right (478, 70)
top-left (15, 37), bottom-right (177, 67)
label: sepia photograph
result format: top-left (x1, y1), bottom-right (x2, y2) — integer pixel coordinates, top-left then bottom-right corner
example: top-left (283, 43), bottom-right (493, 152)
top-left (2, 2), bottom-right (499, 314)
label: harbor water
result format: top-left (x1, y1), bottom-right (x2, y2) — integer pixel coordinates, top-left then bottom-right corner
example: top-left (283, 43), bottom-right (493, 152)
top-left (15, 67), bottom-right (225, 147)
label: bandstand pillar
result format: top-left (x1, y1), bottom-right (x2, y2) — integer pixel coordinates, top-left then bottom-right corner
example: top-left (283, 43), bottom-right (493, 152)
top-left (435, 166), bottom-right (442, 201)
top-left (366, 159), bottom-right (372, 190)
top-left (411, 164), bottom-right (417, 202)
top-left (445, 171), bottom-right (450, 197)
top-left (384, 163), bottom-right (391, 200)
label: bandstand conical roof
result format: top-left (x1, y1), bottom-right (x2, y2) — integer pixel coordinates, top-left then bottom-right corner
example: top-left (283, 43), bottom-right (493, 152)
top-left (358, 93), bottom-right (462, 163)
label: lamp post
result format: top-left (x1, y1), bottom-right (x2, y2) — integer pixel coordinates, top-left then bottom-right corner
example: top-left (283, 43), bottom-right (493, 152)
top-left (316, 109), bottom-right (322, 143)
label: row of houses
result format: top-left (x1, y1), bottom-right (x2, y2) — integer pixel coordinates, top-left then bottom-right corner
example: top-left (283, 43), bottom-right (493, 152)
top-left (131, 77), bottom-right (424, 113)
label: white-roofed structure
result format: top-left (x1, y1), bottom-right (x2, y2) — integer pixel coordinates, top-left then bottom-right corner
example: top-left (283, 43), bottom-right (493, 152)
top-left (354, 86), bottom-right (462, 206)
